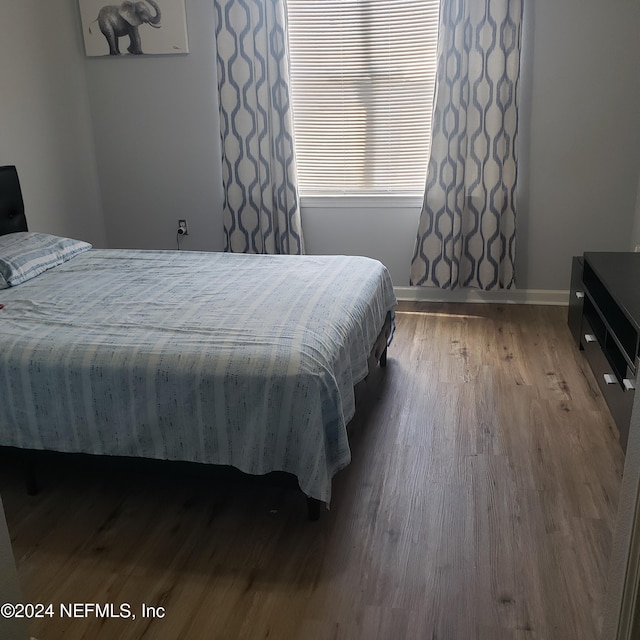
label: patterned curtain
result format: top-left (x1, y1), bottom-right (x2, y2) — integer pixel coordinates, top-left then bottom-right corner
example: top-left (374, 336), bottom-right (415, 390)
top-left (214, 0), bottom-right (305, 255)
top-left (410, 0), bottom-right (522, 290)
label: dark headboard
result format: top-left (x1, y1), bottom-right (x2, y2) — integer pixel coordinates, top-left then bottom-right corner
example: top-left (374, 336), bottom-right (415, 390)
top-left (0, 166), bottom-right (28, 236)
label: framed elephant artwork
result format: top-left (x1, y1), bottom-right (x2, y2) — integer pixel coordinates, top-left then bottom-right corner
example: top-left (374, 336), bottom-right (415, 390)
top-left (79, 0), bottom-right (189, 56)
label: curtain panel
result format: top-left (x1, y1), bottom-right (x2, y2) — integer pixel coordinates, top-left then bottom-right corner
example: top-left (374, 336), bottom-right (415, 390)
top-left (214, 0), bottom-right (305, 255)
top-left (411, 0), bottom-right (522, 290)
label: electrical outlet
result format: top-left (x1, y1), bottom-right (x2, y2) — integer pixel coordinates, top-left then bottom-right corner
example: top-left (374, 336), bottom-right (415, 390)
top-left (178, 219), bottom-right (188, 236)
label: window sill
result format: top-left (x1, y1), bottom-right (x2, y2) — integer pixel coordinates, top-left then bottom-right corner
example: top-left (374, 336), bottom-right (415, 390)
top-left (299, 194), bottom-right (424, 209)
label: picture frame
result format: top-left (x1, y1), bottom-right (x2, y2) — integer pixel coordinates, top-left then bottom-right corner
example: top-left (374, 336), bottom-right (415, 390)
top-left (79, 0), bottom-right (189, 57)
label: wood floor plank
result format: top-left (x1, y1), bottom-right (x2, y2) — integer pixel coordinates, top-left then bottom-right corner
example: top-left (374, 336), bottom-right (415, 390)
top-left (0, 302), bottom-right (625, 639)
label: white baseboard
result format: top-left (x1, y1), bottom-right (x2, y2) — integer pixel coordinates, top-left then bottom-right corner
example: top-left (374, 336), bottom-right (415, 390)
top-left (394, 286), bottom-right (570, 306)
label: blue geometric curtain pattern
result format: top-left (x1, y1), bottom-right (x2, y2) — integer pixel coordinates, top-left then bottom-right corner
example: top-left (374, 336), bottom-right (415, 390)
top-left (410, 0), bottom-right (522, 290)
top-left (214, 0), bottom-right (305, 255)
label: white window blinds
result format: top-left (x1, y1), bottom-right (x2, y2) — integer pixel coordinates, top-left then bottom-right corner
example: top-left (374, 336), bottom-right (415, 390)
top-left (287, 0), bottom-right (441, 196)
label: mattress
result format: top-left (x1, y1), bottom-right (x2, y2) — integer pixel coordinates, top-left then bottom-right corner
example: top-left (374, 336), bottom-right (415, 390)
top-left (0, 249), bottom-right (397, 502)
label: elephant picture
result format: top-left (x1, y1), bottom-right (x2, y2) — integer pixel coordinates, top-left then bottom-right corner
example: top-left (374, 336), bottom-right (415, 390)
top-left (79, 0), bottom-right (189, 56)
top-left (95, 0), bottom-right (162, 55)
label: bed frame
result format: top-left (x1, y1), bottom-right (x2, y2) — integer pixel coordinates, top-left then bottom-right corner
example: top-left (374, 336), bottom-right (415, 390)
top-left (0, 165), bottom-right (390, 521)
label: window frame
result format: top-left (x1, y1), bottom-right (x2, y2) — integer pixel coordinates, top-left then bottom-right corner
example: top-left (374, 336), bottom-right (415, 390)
top-left (286, 0), bottom-right (441, 199)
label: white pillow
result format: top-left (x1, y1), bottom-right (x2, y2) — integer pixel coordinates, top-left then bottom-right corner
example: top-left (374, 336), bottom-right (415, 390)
top-left (0, 232), bottom-right (92, 288)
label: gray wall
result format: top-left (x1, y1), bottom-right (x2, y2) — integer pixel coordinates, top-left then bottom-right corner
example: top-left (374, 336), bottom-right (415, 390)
top-left (631, 175), bottom-right (640, 252)
top-left (0, 1), bottom-right (106, 247)
top-left (519, 0), bottom-right (640, 290)
top-left (85, 0), bottom-right (224, 252)
top-left (301, 199), bottom-right (421, 289)
top-left (2, 0), bottom-right (639, 290)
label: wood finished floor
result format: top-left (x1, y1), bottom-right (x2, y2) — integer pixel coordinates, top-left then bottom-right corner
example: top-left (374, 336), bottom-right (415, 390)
top-left (0, 302), bottom-right (625, 640)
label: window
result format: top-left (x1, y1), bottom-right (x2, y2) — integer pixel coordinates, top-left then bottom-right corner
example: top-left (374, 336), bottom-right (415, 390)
top-left (287, 0), bottom-right (440, 197)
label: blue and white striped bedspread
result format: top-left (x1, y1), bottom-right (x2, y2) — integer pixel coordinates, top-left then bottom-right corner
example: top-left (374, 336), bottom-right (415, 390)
top-left (0, 250), bottom-right (397, 502)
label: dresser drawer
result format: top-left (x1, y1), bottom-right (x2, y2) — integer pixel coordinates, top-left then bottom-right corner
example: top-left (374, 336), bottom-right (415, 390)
top-left (581, 317), bottom-right (635, 450)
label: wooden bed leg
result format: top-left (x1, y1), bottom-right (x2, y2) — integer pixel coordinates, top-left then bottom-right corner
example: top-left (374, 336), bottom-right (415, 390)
top-left (307, 497), bottom-right (321, 522)
top-left (379, 346), bottom-right (387, 367)
top-left (24, 455), bottom-right (38, 496)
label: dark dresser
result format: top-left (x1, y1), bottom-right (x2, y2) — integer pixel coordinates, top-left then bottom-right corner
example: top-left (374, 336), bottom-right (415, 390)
top-left (569, 252), bottom-right (640, 451)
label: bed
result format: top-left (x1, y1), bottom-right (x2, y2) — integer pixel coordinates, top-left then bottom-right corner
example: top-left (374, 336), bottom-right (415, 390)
top-left (0, 166), bottom-right (397, 517)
